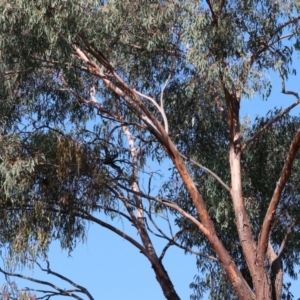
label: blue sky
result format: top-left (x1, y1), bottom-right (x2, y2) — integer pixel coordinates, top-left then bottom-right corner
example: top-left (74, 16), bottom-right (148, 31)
top-left (1, 55), bottom-right (300, 300)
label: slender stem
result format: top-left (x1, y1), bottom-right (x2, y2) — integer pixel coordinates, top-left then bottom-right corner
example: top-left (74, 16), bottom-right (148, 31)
top-left (180, 154), bottom-right (230, 191)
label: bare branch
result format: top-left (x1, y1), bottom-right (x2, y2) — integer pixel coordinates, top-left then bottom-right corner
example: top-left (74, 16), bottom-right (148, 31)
top-left (116, 182), bottom-right (209, 235)
top-left (267, 33), bottom-right (294, 49)
top-left (280, 68), bottom-right (300, 99)
top-left (75, 209), bottom-right (147, 257)
top-left (133, 89), bottom-right (169, 134)
top-left (32, 260), bottom-right (94, 300)
top-left (0, 268), bottom-right (85, 300)
top-left (159, 229), bottom-right (184, 261)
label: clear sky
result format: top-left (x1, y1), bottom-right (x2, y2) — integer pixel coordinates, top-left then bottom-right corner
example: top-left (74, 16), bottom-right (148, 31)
top-left (1, 55), bottom-right (300, 300)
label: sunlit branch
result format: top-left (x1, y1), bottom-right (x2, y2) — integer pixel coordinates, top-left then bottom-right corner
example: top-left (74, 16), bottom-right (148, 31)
top-left (180, 154), bottom-right (230, 192)
top-left (133, 89), bottom-right (169, 134)
top-left (121, 121), bottom-right (145, 222)
top-left (160, 72), bottom-right (172, 134)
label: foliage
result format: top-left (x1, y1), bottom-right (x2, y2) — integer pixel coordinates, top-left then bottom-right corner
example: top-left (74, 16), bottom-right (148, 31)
top-left (1, 0), bottom-right (300, 299)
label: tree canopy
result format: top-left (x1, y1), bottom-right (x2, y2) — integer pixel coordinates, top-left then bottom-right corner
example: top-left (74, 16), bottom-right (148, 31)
top-left (1, 0), bottom-right (300, 299)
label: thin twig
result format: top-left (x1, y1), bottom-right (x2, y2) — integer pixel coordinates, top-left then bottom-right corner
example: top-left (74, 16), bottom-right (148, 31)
top-left (0, 268), bottom-right (84, 300)
top-left (159, 231), bottom-right (219, 262)
top-left (76, 208), bottom-right (147, 257)
top-left (34, 260), bottom-right (94, 300)
top-left (116, 183), bottom-right (210, 236)
top-left (180, 154), bottom-right (230, 192)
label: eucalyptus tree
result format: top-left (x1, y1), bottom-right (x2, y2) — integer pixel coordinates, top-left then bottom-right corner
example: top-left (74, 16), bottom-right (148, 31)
top-left (1, 0), bottom-right (300, 299)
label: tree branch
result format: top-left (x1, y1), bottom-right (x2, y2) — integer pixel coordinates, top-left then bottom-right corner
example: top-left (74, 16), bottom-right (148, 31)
top-left (158, 227), bottom-right (219, 262)
top-left (180, 154), bottom-right (230, 192)
top-left (75, 34), bottom-right (255, 300)
top-left (0, 267), bottom-right (86, 300)
top-left (133, 88), bottom-right (169, 134)
top-left (280, 68), bottom-right (300, 99)
top-left (33, 260), bottom-right (94, 300)
top-left (257, 128), bottom-right (300, 265)
top-left (116, 182), bottom-right (214, 236)
top-left (75, 209), bottom-right (147, 258)
top-left (241, 98), bottom-right (300, 152)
